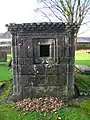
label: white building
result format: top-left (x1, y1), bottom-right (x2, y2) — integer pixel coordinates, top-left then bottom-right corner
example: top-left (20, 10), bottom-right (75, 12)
top-left (0, 31), bottom-right (11, 53)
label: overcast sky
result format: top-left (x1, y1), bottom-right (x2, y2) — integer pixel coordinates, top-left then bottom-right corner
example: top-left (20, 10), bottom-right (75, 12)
top-left (0, 0), bottom-right (90, 37)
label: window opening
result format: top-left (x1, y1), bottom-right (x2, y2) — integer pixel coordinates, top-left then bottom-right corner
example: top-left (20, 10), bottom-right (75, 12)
top-left (40, 45), bottom-right (50, 57)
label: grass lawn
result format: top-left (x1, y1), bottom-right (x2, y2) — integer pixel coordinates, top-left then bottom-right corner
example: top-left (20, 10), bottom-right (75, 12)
top-left (0, 65), bottom-right (12, 81)
top-left (7, 54), bottom-right (12, 61)
top-left (0, 80), bottom-right (12, 103)
top-left (0, 104), bottom-right (90, 120)
top-left (0, 54), bottom-right (12, 81)
top-left (75, 72), bottom-right (90, 92)
top-left (0, 62), bottom-right (7, 65)
top-left (75, 50), bottom-right (90, 66)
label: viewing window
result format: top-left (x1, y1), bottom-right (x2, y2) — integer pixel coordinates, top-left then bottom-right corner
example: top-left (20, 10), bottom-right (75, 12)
top-left (40, 45), bottom-right (50, 57)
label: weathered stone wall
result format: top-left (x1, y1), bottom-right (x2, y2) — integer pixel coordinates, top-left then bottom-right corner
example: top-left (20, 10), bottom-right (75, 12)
top-left (7, 23), bottom-right (75, 100)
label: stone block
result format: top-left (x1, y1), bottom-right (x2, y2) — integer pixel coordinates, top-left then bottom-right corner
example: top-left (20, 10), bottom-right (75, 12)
top-left (58, 46), bottom-right (63, 57)
top-left (57, 64), bottom-right (67, 74)
top-left (23, 37), bottom-right (32, 46)
top-left (58, 45), bottom-right (69, 57)
top-left (17, 46), bottom-right (28, 57)
top-left (57, 74), bottom-right (66, 86)
top-left (68, 57), bottom-right (75, 64)
top-left (28, 75), bottom-right (36, 86)
top-left (25, 58), bottom-right (33, 65)
top-left (45, 86), bottom-right (58, 97)
top-left (27, 48), bottom-right (33, 57)
top-left (13, 65), bottom-right (18, 75)
top-left (34, 58), bottom-right (42, 64)
top-left (48, 75), bottom-right (57, 86)
top-left (12, 35), bottom-right (17, 46)
top-left (19, 75), bottom-right (29, 86)
top-left (21, 86), bottom-right (30, 98)
top-left (33, 46), bottom-right (40, 62)
top-left (36, 65), bottom-right (45, 74)
top-left (58, 57), bottom-right (69, 64)
top-left (28, 75), bottom-right (47, 86)
top-left (20, 65), bottom-right (34, 75)
top-left (46, 65), bottom-right (57, 75)
top-left (12, 46), bottom-right (18, 57)
top-left (13, 74), bottom-right (20, 92)
top-left (20, 65), bottom-right (46, 75)
top-left (64, 45), bottom-right (69, 57)
top-left (68, 64), bottom-right (74, 73)
top-left (51, 46), bottom-right (54, 58)
top-left (18, 58), bottom-right (24, 65)
top-left (69, 45), bottom-right (75, 57)
top-left (16, 36), bottom-right (23, 46)
top-left (18, 58), bottom-right (33, 65)
top-left (13, 75), bottom-right (17, 92)
top-left (13, 58), bottom-right (18, 65)
top-left (35, 75), bottom-right (47, 86)
top-left (57, 86), bottom-right (67, 97)
top-left (20, 65), bottom-right (43, 75)
top-left (16, 35), bottom-right (31, 46)
top-left (58, 36), bottom-right (65, 45)
top-left (68, 73), bottom-right (74, 85)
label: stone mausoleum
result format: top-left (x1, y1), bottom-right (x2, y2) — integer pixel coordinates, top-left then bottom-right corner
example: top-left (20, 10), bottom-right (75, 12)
top-left (6, 22), bottom-right (75, 100)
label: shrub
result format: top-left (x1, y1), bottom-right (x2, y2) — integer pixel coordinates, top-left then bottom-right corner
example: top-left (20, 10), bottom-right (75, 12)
top-left (77, 44), bottom-right (90, 50)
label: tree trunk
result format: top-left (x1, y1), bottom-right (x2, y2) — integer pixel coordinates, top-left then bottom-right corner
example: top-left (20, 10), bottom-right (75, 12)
top-left (74, 32), bottom-right (78, 50)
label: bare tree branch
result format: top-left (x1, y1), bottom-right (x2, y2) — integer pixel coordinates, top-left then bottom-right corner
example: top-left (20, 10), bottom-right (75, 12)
top-left (41, 0), bottom-right (66, 21)
top-left (37, 0), bottom-right (90, 32)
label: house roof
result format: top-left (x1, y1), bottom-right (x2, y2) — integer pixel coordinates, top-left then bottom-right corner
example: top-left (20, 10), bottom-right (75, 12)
top-left (0, 31), bottom-right (11, 39)
top-left (0, 31), bottom-right (11, 47)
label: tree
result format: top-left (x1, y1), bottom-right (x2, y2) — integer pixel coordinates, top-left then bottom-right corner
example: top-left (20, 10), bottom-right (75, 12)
top-left (36, 0), bottom-right (90, 48)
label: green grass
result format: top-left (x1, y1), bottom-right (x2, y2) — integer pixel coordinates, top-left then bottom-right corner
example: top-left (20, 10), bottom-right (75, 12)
top-left (0, 62), bottom-right (7, 65)
top-left (0, 80), bottom-right (12, 102)
top-left (75, 60), bottom-right (90, 66)
top-left (75, 50), bottom-right (90, 92)
top-left (80, 100), bottom-right (90, 114)
top-left (75, 50), bottom-right (90, 66)
top-left (0, 54), bottom-right (12, 81)
top-left (75, 72), bottom-right (90, 92)
top-left (7, 54), bottom-right (12, 61)
top-left (0, 65), bottom-right (12, 81)
top-left (58, 107), bottom-right (90, 120)
top-left (0, 104), bottom-right (90, 120)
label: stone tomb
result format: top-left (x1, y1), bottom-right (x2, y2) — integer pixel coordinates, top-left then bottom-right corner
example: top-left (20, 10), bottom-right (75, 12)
top-left (6, 22), bottom-right (75, 100)
top-left (75, 64), bottom-right (90, 74)
top-left (0, 51), bottom-right (7, 62)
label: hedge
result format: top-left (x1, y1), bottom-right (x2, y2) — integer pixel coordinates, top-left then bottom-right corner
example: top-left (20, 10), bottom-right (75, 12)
top-left (77, 43), bottom-right (90, 50)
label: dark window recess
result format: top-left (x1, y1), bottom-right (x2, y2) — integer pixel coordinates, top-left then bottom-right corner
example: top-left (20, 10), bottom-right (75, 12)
top-left (40, 45), bottom-right (50, 57)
